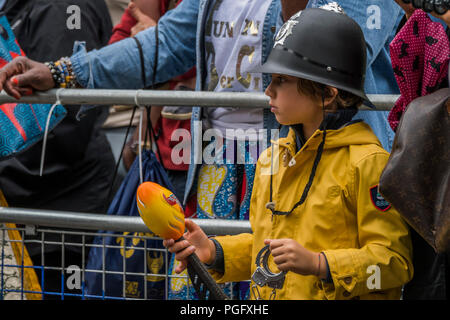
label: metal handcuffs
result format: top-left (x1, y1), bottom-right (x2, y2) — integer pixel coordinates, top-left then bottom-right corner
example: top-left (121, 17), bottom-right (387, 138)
top-left (251, 244), bottom-right (286, 290)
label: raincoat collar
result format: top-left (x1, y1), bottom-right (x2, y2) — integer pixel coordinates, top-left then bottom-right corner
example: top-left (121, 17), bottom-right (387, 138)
top-left (273, 120), bottom-right (381, 154)
top-left (273, 107), bottom-right (372, 153)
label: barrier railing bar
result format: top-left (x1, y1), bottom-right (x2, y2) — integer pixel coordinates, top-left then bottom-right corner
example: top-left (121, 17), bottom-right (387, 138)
top-left (0, 207), bottom-right (251, 235)
top-left (0, 89), bottom-right (399, 111)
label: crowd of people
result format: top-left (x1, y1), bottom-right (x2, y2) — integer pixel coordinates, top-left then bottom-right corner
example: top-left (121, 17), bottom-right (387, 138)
top-left (0, 0), bottom-right (448, 300)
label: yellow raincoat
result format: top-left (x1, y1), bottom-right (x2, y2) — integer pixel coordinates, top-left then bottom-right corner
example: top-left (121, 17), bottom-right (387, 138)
top-left (211, 122), bottom-right (413, 300)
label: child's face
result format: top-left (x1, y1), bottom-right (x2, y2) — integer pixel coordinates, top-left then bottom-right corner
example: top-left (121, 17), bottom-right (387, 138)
top-left (265, 74), bottom-right (323, 127)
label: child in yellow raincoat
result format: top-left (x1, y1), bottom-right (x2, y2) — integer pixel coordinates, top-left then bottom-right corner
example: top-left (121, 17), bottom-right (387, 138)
top-left (164, 6), bottom-right (413, 300)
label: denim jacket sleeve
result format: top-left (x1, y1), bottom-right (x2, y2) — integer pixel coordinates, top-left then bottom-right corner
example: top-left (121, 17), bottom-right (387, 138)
top-left (70, 0), bottom-right (199, 89)
top-left (306, 0), bottom-right (402, 73)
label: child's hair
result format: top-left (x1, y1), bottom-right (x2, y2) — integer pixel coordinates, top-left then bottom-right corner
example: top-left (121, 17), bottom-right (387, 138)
top-left (297, 78), bottom-right (363, 110)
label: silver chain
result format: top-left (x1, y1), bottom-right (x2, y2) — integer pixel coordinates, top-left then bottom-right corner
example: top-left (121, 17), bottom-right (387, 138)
top-left (251, 284), bottom-right (278, 300)
top-left (269, 288), bottom-right (277, 300)
top-left (251, 284), bottom-right (262, 300)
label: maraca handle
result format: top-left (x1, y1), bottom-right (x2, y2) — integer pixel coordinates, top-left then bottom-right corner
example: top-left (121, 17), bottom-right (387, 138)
top-left (178, 237), bottom-right (229, 300)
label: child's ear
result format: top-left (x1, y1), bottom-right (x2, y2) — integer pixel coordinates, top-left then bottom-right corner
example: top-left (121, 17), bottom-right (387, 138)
top-left (323, 87), bottom-right (339, 110)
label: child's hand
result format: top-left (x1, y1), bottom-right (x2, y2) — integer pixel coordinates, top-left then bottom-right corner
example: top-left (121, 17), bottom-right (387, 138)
top-left (264, 239), bottom-right (320, 276)
top-left (163, 219), bottom-right (216, 274)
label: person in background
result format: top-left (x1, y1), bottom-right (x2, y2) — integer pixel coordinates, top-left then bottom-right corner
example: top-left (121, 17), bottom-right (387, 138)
top-left (105, 0), bottom-right (194, 208)
top-left (101, 0), bottom-right (161, 193)
top-left (394, 0), bottom-right (450, 25)
top-left (105, 0), bottom-right (130, 26)
top-left (0, 0), bottom-right (115, 299)
top-left (386, 0), bottom-right (450, 301)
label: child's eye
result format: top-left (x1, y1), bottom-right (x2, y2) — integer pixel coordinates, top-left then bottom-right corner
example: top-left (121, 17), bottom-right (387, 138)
top-left (274, 76), bottom-right (286, 84)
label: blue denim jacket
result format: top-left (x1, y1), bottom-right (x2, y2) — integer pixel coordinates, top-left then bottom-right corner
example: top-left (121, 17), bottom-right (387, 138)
top-left (70, 0), bottom-right (282, 204)
top-left (70, 0), bottom-right (404, 203)
top-left (307, 0), bottom-right (404, 152)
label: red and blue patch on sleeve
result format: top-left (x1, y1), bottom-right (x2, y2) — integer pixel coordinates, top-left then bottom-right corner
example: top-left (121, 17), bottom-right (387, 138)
top-left (370, 185), bottom-right (392, 212)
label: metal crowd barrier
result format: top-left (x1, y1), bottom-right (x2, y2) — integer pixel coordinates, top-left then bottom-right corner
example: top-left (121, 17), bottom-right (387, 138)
top-left (0, 207), bottom-right (251, 300)
top-left (0, 89), bottom-right (399, 110)
top-left (0, 207), bottom-right (251, 235)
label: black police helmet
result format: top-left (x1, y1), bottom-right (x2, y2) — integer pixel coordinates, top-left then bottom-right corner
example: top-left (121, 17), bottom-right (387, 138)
top-left (254, 8), bottom-right (374, 108)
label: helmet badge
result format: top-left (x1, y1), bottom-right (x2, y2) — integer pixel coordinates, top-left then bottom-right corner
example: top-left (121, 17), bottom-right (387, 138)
top-left (273, 11), bottom-right (302, 48)
top-left (319, 2), bottom-right (345, 14)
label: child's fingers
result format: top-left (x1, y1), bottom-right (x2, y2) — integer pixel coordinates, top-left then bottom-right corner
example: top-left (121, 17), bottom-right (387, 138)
top-left (274, 261), bottom-right (291, 272)
top-left (162, 238), bottom-right (174, 248)
top-left (175, 245), bottom-right (196, 261)
top-left (175, 260), bottom-right (188, 274)
top-left (270, 245), bottom-right (286, 259)
top-left (184, 219), bottom-right (200, 234)
top-left (272, 252), bottom-right (288, 265)
top-left (266, 239), bottom-right (285, 251)
top-left (166, 239), bottom-right (191, 254)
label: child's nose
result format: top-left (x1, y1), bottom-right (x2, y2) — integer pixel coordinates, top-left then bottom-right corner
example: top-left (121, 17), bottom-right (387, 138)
top-left (265, 81), bottom-right (275, 98)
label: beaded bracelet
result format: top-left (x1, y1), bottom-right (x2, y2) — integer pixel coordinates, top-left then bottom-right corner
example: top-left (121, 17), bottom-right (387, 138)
top-left (45, 57), bottom-right (77, 88)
